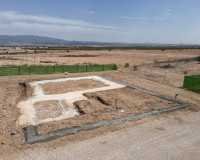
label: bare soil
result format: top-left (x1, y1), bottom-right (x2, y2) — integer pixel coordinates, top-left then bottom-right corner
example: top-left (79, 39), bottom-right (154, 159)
top-left (0, 49), bottom-right (200, 159)
top-left (42, 79), bottom-right (105, 95)
top-left (120, 60), bottom-right (200, 87)
top-left (15, 111), bottom-right (200, 160)
top-left (37, 87), bottom-right (176, 134)
top-left (0, 49), bottom-right (199, 67)
top-left (0, 70), bottom-right (199, 159)
top-left (1, 48), bottom-right (199, 88)
top-left (34, 100), bottom-right (61, 121)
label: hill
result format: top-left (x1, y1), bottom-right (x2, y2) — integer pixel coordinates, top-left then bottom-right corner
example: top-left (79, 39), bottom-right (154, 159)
top-left (0, 35), bottom-right (69, 45)
top-left (0, 35), bottom-right (127, 46)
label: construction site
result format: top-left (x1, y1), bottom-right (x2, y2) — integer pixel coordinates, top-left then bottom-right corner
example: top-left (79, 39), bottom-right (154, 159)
top-left (0, 48), bottom-right (200, 159)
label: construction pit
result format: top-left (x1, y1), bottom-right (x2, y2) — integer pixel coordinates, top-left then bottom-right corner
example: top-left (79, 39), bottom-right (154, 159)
top-left (18, 75), bottom-right (189, 144)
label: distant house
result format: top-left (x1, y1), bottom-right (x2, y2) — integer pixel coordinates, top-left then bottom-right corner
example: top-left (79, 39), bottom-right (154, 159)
top-left (0, 47), bottom-right (21, 50)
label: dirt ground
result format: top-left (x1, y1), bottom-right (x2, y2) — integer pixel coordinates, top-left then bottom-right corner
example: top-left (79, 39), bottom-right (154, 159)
top-left (34, 100), bottom-right (61, 121)
top-left (119, 60), bottom-right (200, 88)
top-left (42, 79), bottom-right (105, 95)
top-left (0, 49), bottom-right (199, 66)
top-left (15, 111), bottom-right (200, 160)
top-left (0, 49), bottom-right (200, 159)
top-left (37, 87), bottom-right (176, 134)
top-left (1, 49), bottom-right (199, 88)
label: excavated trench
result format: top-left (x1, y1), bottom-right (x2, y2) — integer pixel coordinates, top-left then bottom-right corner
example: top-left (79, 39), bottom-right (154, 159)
top-left (74, 94), bottom-right (112, 115)
top-left (23, 75), bottom-right (190, 144)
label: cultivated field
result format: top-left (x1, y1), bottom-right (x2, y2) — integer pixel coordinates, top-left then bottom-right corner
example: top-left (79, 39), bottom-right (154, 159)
top-left (0, 49), bottom-right (200, 159)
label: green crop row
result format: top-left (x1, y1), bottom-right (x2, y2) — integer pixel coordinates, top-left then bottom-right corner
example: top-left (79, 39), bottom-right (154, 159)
top-left (183, 75), bottom-right (200, 92)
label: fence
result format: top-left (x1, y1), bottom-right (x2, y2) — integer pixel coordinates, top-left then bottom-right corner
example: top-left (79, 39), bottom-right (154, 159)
top-left (0, 64), bottom-right (117, 76)
top-left (183, 75), bottom-right (200, 92)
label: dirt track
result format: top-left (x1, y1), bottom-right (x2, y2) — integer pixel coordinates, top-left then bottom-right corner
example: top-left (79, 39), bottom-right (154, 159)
top-left (16, 111), bottom-right (200, 160)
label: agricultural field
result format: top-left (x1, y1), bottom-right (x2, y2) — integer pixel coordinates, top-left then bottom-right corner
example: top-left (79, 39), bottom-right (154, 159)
top-left (0, 48), bottom-right (200, 159)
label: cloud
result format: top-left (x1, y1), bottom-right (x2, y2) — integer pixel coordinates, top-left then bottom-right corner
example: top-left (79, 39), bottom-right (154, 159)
top-left (0, 10), bottom-right (117, 31)
top-left (133, 17), bottom-right (150, 20)
top-left (164, 9), bottom-right (173, 18)
top-left (166, 9), bottom-right (172, 13)
top-left (120, 9), bottom-right (174, 22)
top-left (120, 16), bottom-right (150, 20)
top-left (0, 10), bottom-right (125, 41)
top-left (71, 9), bottom-right (96, 14)
top-left (120, 16), bottom-right (133, 19)
top-left (87, 11), bottom-right (96, 14)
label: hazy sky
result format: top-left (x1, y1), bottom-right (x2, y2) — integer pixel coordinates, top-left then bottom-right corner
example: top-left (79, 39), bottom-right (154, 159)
top-left (0, 0), bottom-right (200, 44)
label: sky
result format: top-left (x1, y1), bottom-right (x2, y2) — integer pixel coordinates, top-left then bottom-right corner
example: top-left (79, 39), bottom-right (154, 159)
top-left (0, 0), bottom-right (200, 44)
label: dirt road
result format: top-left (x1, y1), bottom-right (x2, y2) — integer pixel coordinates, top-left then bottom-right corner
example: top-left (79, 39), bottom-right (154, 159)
top-left (16, 111), bottom-right (200, 160)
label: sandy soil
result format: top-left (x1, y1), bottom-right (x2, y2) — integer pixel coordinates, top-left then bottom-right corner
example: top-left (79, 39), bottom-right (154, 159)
top-left (0, 49), bottom-right (200, 159)
top-left (15, 111), bottom-right (200, 160)
top-left (42, 79), bottom-right (105, 95)
top-left (0, 49), bottom-right (199, 66)
top-left (0, 71), bottom-right (199, 160)
top-left (37, 87), bottom-right (176, 134)
top-left (119, 60), bottom-right (200, 88)
top-left (1, 48), bottom-right (199, 88)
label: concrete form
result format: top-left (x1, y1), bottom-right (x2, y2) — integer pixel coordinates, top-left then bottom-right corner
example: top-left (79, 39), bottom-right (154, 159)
top-left (22, 75), bottom-right (190, 144)
top-left (18, 75), bottom-right (126, 126)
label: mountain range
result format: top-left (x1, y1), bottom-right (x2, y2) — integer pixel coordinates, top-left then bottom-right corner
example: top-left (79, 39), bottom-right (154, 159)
top-left (1, 35), bottom-right (199, 47)
top-left (0, 35), bottom-right (127, 46)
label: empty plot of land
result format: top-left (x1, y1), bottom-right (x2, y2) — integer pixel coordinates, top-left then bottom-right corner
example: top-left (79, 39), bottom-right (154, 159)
top-left (1, 49), bottom-right (199, 66)
top-left (42, 79), bottom-right (105, 95)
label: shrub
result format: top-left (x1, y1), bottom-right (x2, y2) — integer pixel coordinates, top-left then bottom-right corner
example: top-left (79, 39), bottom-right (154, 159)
top-left (133, 65), bottom-right (138, 70)
top-left (124, 63), bottom-right (129, 67)
top-left (154, 59), bottom-right (159, 66)
top-left (197, 55), bottom-right (200, 62)
top-left (183, 70), bottom-right (188, 74)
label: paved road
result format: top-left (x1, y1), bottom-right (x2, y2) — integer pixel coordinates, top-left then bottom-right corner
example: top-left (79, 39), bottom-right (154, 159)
top-left (18, 111), bottom-right (200, 160)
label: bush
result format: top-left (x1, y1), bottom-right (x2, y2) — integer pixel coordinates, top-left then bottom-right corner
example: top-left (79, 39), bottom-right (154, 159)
top-left (124, 63), bottom-right (129, 67)
top-left (133, 65), bottom-right (138, 70)
top-left (197, 55), bottom-right (200, 62)
top-left (183, 70), bottom-right (188, 74)
top-left (154, 59), bottom-right (159, 66)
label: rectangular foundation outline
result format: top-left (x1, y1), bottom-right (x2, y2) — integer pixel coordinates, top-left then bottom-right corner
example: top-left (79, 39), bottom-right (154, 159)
top-left (23, 75), bottom-right (190, 144)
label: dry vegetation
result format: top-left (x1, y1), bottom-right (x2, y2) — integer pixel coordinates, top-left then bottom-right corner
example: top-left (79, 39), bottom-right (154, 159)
top-left (0, 49), bottom-right (199, 66)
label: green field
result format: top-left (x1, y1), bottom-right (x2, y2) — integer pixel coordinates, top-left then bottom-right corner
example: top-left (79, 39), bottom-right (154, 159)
top-left (183, 75), bottom-right (200, 92)
top-left (0, 64), bottom-right (117, 76)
